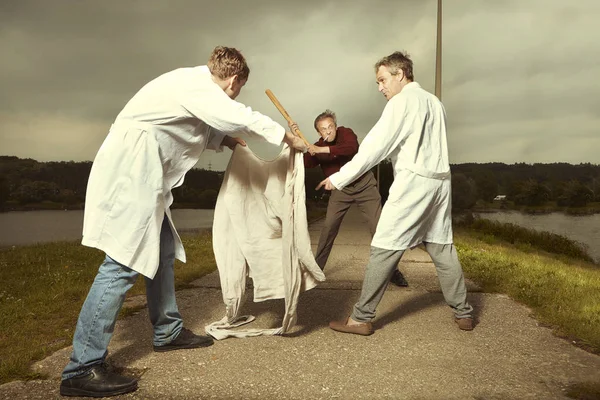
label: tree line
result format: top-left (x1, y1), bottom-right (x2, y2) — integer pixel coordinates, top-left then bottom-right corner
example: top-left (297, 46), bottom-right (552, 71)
top-left (1, 156), bottom-right (599, 212)
top-left (304, 161), bottom-right (600, 211)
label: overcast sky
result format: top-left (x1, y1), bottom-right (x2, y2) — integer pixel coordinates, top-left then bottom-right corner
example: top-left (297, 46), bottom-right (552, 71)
top-left (1, 0), bottom-right (598, 171)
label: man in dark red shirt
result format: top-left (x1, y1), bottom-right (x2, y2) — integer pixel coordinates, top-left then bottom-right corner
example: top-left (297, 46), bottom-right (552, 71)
top-left (296, 110), bottom-right (408, 286)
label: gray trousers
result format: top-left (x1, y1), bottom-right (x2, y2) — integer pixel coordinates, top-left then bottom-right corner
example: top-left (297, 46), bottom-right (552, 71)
top-left (352, 243), bottom-right (473, 322)
top-left (316, 172), bottom-right (381, 270)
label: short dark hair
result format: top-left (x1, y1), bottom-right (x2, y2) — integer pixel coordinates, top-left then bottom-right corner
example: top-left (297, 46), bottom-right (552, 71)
top-left (313, 109), bottom-right (337, 132)
top-left (207, 46), bottom-right (250, 81)
top-left (374, 51), bottom-right (414, 81)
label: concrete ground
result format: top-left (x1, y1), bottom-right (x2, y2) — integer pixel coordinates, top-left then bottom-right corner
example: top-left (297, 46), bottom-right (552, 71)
top-left (2, 207), bottom-right (599, 400)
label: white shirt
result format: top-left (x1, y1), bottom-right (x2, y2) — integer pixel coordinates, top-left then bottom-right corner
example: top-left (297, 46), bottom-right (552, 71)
top-left (82, 65), bottom-right (285, 278)
top-left (329, 82), bottom-right (454, 250)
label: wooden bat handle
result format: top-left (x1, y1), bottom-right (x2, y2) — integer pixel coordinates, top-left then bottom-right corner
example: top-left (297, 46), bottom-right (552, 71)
top-left (265, 89), bottom-right (310, 146)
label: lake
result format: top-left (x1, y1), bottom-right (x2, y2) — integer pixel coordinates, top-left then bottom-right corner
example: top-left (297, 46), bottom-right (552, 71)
top-left (1, 209), bottom-right (598, 263)
top-left (0, 209), bottom-right (215, 247)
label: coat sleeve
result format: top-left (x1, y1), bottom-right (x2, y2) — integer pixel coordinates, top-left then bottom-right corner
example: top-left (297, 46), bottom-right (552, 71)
top-left (206, 127), bottom-right (226, 152)
top-left (329, 95), bottom-right (413, 190)
top-left (178, 83), bottom-right (285, 146)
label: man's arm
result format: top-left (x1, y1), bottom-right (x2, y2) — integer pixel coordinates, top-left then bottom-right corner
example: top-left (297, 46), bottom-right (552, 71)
top-left (205, 127), bottom-right (227, 152)
top-left (179, 80), bottom-right (286, 146)
top-left (327, 96), bottom-right (413, 190)
top-left (206, 128), bottom-right (248, 152)
top-left (311, 128), bottom-right (359, 157)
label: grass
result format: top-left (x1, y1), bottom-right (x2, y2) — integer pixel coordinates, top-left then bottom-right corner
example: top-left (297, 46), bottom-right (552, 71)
top-left (455, 214), bottom-right (595, 263)
top-left (0, 232), bottom-right (217, 385)
top-left (455, 227), bottom-right (600, 353)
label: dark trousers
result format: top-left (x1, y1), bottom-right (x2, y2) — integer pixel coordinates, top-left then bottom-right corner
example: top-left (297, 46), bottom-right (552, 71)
top-left (315, 172), bottom-right (381, 269)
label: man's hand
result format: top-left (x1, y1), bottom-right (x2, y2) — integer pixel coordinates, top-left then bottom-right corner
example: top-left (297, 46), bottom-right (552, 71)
top-left (222, 135), bottom-right (247, 150)
top-left (288, 121), bottom-right (300, 135)
top-left (316, 177), bottom-right (336, 191)
top-left (307, 144), bottom-right (319, 156)
top-left (284, 131), bottom-right (308, 153)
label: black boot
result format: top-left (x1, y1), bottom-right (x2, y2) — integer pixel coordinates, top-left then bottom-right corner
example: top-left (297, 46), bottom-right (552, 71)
top-left (390, 269), bottom-right (409, 287)
top-left (60, 364), bottom-right (137, 398)
top-left (153, 327), bottom-right (214, 352)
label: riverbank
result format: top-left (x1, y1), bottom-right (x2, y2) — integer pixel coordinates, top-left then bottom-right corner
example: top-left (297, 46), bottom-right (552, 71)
top-left (454, 214), bottom-right (596, 264)
top-left (0, 202), bottom-right (217, 213)
top-left (472, 201), bottom-right (600, 216)
top-left (455, 227), bottom-right (600, 354)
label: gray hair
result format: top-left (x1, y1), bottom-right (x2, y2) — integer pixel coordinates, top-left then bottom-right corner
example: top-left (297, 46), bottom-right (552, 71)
top-left (374, 51), bottom-right (414, 81)
top-left (313, 109), bottom-right (337, 132)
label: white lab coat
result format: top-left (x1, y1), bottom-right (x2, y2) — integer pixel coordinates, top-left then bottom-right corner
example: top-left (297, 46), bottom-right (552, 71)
top-left (82, 65), bottom-right (285, 278)
top-left (207, 145), bottom-right (325, 339)
top-left (329, 82), bottom-right (454, 250)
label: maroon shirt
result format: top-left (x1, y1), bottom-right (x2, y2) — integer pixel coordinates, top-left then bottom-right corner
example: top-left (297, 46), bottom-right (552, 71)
top-left (303, 126), bottom-right (359, 178)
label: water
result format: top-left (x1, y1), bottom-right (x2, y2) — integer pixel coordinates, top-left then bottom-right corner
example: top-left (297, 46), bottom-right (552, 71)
top-left (2, 209), bottom-right (598, 263)
top-left (475, 211), bottom-right (600, 263)
top-left (0, 209), bottom-right (215, 247)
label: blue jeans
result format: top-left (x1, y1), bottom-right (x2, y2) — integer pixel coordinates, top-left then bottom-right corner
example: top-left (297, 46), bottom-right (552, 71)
top-left (62, 216), bottom-right (183, 380)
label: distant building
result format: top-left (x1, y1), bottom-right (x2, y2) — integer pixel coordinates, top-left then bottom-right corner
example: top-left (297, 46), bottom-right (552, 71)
top-left (493, 195), bottom-right (507, 201)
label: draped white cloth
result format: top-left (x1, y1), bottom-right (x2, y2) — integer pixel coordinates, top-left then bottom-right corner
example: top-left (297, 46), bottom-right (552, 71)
top-left (206, 144), bottom-right (325, 339)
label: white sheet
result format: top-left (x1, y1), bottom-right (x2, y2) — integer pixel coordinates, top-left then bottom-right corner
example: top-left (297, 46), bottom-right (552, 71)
top-left (206, 144), bottom-right (325, 339)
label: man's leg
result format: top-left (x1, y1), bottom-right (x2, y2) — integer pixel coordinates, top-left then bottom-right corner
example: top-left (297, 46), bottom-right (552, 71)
top-left (354, 177), bottom-right (408, 287)
top-left (423, 242), bottom-right (474, 329)
top-left (351, 247), bottom-right (405, 322)
top-left (315, 190), bottom-right (353, 270)
top-left (149, 216), bottom-right (213, 351)
top-left (61, 256), bottom-right (139, 396)
top-left (146, 216), bottom-right (183, 345)
top-left (352, 173), bottom-right (382, 238)
top-left (330, 246), bottom-right (404, 335)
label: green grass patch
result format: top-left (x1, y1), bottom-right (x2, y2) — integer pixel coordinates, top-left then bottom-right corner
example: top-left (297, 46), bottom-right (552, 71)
top-left (0, 232), bottom-right (217, 385)
top-left (455, 229), bottom-right (600, 353)
top-left (455, 215), bottom-right (594, 263)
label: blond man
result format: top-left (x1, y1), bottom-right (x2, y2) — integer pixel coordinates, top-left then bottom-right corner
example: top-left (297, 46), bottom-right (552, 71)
top-left (60, 46), bottom-right (306, 398)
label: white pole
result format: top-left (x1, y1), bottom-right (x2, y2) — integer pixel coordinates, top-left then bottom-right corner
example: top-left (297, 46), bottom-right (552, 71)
top-left (435, 0), bottom-right (442, 100)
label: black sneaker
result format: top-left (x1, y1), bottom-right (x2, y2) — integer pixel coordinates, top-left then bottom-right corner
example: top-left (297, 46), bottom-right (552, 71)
top-left (390, 269), bottom-right (409, 287)
top-left (60, 364), bottom-right (138, 397)
top-left (153, 327), bottom-right (214, 352)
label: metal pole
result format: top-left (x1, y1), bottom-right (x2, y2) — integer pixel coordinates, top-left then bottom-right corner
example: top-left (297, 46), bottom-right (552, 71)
top-left (435, 0), bottom-right (442, 100)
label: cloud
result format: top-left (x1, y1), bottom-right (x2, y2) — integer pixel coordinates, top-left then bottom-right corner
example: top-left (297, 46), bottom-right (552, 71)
top-left (0, 112), bottom-right (107, 161)
top-left (1, 0), bottom-right (598, 171)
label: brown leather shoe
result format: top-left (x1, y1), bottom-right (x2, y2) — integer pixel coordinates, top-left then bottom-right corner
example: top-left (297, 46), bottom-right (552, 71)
top-left (329, 318), bottom-right (374, 336)
top-left (455, 317), bottom-right (474, 331)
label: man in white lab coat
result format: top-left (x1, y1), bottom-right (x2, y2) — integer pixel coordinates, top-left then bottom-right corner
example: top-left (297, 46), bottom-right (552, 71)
top-left (320, 51), bottom-right (474, 337)
top-left (60, 46), bottom-right (307, 398)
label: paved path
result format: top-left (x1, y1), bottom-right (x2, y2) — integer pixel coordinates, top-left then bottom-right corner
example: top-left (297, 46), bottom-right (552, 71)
top-left (2, 207), bottom-right (599, 399)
